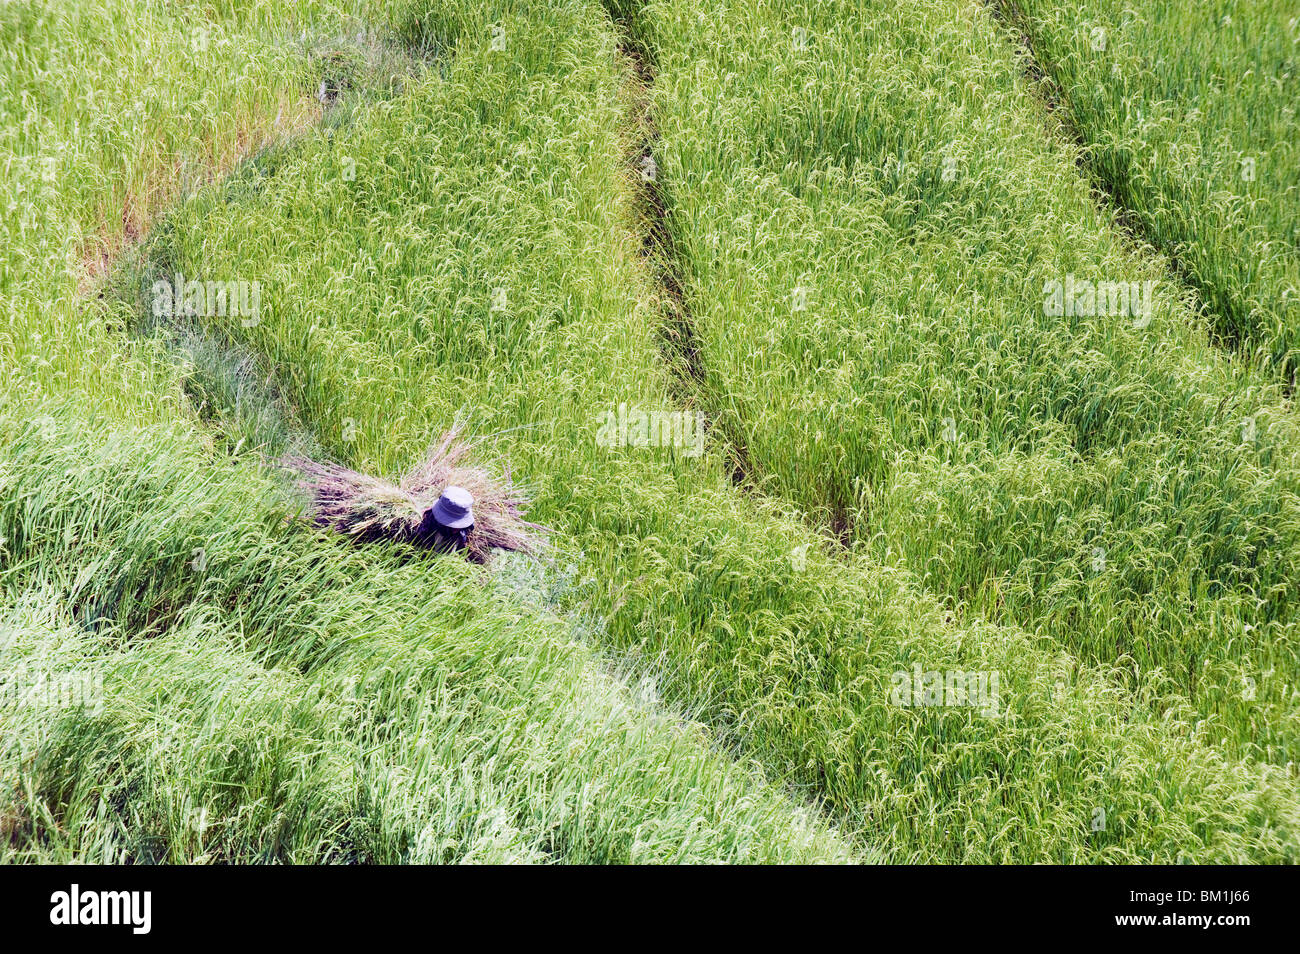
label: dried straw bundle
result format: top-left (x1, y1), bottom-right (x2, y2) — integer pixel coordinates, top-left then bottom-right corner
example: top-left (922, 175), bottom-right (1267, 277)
top-left (284, 427), bottom-right (546, 563)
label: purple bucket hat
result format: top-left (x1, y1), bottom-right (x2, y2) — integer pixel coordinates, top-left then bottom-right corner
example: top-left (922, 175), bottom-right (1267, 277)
top-left (431, 486), bottom-right (475, 529)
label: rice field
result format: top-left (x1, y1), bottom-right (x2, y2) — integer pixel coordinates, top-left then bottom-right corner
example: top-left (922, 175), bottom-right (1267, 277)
top-left (2, 0), bottom-right (1297, 865)
top-left (621, 0), bottom-right (1300, 761)
top-left (1008, 0), bottom-right (1300, 373)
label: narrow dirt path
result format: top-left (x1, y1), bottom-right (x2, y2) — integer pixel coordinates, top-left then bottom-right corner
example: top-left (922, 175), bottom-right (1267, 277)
top-left (616, 25), bottom-right (757, 487)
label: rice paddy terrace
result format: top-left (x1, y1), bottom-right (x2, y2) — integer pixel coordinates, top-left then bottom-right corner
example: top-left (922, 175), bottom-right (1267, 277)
top-left (1, 0), bottom-right (1297, 863)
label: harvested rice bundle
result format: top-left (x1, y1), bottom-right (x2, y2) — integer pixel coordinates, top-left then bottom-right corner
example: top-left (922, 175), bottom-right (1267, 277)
top-left (284, 427), bottom-right (546, 563)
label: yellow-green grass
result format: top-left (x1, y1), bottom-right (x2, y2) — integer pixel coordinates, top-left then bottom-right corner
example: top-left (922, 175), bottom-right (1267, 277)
top-left (0, 402), bottom-right (859, 863)
top-left (137, 0), bottom-right (1300, 860)
top-left (0, 0), bottom-right (860, 865)
top-left (1010, 0), bottom-right (1300, 373)
top-left (609, 0), bottom-right (1300, 758)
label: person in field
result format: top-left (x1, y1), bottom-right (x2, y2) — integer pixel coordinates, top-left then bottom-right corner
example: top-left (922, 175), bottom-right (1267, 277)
top-left (288, 426), bottom-right (544, 563)
top-left (417, 485), bottom-right (475, 552)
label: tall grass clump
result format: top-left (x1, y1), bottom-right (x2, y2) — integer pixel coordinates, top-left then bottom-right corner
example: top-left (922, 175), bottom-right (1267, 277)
top-left (0, 0), bottom-right (424, 423)
top-left (1, 608), bottom-right (365, 863)
top-left (606, 0), bottom-right (1300, 756)
top-left (0, 398), bottom-right (860, 864)
top-left (1008, 0), bottom-right (1300, 374)
top-left (140, 0), bottom-right (1300, 859)
top-left (0, 0), bottom-right (862, 864)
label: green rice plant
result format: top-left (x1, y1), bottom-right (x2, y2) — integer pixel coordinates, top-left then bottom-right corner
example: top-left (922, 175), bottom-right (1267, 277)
top-left (603, 0), bottom-right (1300, 753)
top-left (1007, 0), bottom-right (1300, 372)
top-left (0, 0), bottom-right (422, 423)
top-left (139, 0), bottom-right (1300, 859)
top-left (141, 320), bottom-right (325, 459)
top-left (1, 608), bottom-right (366, 863)
top-left (0, 0), bottom-right (862, 864)
top-left (0, 400), bottom-right (860, 864)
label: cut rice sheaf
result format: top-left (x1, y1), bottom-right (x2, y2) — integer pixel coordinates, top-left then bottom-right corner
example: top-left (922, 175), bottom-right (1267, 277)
top-left (284, 426), bottom-right (547, 564)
